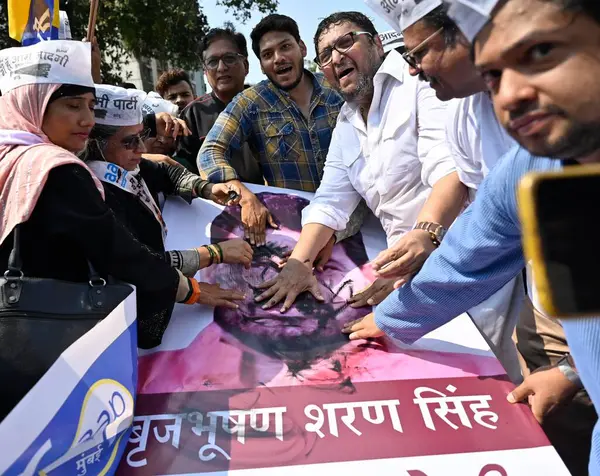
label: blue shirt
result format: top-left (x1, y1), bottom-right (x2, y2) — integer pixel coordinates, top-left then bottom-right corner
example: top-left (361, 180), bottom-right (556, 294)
top-left (375, 145), bottom-right (600, 475)
top-left (375, 145), bottom-right (560, 341)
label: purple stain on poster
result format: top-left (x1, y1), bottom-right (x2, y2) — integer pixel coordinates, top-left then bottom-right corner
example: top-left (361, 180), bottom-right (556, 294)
top-left (205, 192), bottom-right (373, 365)
top-left (138, 193), bottom-right (505, 396)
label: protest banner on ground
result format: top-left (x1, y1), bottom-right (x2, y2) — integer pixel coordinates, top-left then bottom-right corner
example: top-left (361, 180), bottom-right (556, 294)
top-left (0, 292), bottom-right (138, 476)
top-left (118, 184), bottom-right (570, 475)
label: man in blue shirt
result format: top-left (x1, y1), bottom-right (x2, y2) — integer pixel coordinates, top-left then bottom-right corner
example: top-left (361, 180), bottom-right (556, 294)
top-left (345, 0), bottom-right (600, 473)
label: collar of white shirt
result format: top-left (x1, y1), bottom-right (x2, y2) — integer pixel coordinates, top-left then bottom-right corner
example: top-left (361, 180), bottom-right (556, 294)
top-left (338, 49), bottom-right (406, 124)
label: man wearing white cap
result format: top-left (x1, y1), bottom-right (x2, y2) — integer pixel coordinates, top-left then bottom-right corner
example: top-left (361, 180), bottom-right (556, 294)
top-left (363, 1), bottom-right (595, 472)
top-left (348, 0), bottom-right (600, 473)
top-left (362, 0), bottom-right (526, 383)
top-left (254, 11), bottom-right (467, 317)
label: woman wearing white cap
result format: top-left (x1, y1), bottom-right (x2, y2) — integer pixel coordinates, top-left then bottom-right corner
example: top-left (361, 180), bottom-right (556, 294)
top-left (0, 41), bottom-right (234, 356)
top-left (83, 84), bottom-right (254, 279)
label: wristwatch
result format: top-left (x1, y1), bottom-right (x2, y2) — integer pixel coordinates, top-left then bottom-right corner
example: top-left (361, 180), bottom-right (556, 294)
top-left (414, 222), bottom-right (447, 248)
top-left (556, 353), bottom-right (583, 389)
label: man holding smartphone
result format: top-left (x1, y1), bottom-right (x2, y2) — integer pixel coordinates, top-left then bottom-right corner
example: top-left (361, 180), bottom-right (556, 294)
top-left (346, 0), bottom-right (600, 473)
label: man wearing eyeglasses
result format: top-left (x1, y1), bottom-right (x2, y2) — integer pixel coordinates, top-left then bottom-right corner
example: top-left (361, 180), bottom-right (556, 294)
top-left (176, 27), bottom-right (263, 184)
top-left (254, 11), bottom-right (466, 315)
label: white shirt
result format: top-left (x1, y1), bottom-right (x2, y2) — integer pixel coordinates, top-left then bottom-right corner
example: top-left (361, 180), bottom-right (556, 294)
top-left (302, 50), bottom-right (456, 246)
top-left (445, 90), bottom-right (524, 382)
top-left (446, 92), bottom-right (515, 198)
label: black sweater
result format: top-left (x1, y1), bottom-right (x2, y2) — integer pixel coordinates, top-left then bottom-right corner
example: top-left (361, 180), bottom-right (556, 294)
top-left (0, 164), bottom-right (179, 349)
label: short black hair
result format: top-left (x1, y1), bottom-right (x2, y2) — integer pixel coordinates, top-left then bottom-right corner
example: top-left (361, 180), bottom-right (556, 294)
top-left (250, 14), bottom-right (301, 59)
top-left (314, 12), bottom-right (378, 56)
top-left (421, 4), bottom-right (461, 47)
top-left (199, 27), bottom-right (249, 60)
top-left (155, 69), bottom-right (193, 98)
top-left (118, 82), bottom-right (137, 89)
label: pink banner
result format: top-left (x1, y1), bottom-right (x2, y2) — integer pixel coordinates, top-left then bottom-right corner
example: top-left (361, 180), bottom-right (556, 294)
top-left (118, 376), bottom-right (549, 474)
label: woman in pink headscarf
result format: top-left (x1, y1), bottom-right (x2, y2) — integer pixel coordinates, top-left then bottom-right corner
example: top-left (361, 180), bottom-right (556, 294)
top-left (0, 41), bottom-right (198, 418)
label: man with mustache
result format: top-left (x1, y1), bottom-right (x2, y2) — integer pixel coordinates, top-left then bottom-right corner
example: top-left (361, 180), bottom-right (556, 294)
top-left (362, 1), bottom-right (594, 472)
top-left (176, 27), bottom-right (263, 184)
top-left (254, 12), bottom-right (466, 318)
top-left (346, 0), bottom-right (600, 472)
top-left (198, 15), bottom-right (357, 249)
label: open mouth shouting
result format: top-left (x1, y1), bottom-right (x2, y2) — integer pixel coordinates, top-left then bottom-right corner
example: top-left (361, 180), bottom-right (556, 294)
top-left (336, 65), bottom-right (356, 86)
top-left (275, 64), bottom-right (294, 78)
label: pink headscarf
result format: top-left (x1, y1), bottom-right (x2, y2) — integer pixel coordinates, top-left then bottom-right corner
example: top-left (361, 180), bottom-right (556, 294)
top-left (0, 83), bottom-right (104, 246)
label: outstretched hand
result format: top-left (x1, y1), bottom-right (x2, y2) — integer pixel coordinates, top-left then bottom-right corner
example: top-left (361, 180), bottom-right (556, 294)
top-left (255, 258), bottom-right (324, 313)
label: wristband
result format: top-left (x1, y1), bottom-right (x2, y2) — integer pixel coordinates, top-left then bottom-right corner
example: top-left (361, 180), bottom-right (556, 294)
top-left (214, 243), bottom-right (224, 264)
top-left (180, 277), bottom-right (193, 303)
top-left (202, 244), bottom-right (215, 266)
top-left (208, 244), bottom-right (221, 264)
top-left (183, 278), bottom-right (201, 305)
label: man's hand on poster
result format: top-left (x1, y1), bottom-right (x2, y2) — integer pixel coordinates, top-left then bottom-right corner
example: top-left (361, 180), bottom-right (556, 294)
top-left (155, 112), bottom-right (191, 139)
top-left (240, 194), bottom-right (278, 246)
top-left (218, 239), bottom-right (253, 268)
top-left (197, 282), bottom-right (245, 309)
top-left (206, 183), bottom-right (242, 206)
top-left (371, 229), bottom-right (436, 288)
top-left (255, 259), bottom-right (324, 313)
top-left (506, 366), bottom-right (580, 423)
top-left (278, 236), bottom-right (335, 272)
top-left (342, 313), bottom-right (385, 340)
top-left (347, 278), bottom-right (396, 308)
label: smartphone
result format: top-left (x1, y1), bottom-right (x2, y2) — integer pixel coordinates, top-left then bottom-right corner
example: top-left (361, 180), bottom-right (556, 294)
top-left (518, 164), bottom-right (600, 318)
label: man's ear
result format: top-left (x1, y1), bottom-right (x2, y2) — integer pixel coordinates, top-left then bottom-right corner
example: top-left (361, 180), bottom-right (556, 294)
top-left (243, 58), bottom-right (250, 76)
top-left (299, 39), bottom-right (308, 58)
top-left (374, 33), bottom-right (385, 58)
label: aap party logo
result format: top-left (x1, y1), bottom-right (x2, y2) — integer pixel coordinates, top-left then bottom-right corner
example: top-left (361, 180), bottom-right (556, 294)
top-left (21, 379), bottom-right (134, 476)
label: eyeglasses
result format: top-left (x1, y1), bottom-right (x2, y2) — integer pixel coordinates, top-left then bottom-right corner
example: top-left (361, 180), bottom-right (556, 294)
top-left (121, 130), bottom-right (150, 150)
top-left (315, 31), bottom-right (373, 67)
top-left (203, 53), bottom-right (246, 71)
top-left (401, 27), bottom-right (444, 70)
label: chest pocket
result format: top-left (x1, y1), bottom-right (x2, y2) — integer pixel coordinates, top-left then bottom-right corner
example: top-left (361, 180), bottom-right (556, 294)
top-left (263, 121), bottom-right (300, 163)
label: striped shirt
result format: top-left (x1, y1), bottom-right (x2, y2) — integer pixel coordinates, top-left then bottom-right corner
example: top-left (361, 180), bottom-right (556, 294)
top-left (197, 71), bottom-right (344, 192)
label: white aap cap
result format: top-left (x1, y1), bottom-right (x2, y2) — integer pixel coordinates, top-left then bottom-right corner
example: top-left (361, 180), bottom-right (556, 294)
top-left (142, 91), bottom-right (178, 116)
top-left (379, 30), bottom-right (405, 53)
top-left (94, 84), bottom-right (147, 127)
top-left (0, 40), bottom-right (93, 94)
top-left (364, 0), bottom-right (442, 32)
top-left (445, 0), bottom-right (500, 42)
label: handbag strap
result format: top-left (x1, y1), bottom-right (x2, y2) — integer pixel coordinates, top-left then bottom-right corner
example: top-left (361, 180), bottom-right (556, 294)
top-left (6, 225), bottom-right (23, 278)
top-left (7, 224), bottom-right (104, 285)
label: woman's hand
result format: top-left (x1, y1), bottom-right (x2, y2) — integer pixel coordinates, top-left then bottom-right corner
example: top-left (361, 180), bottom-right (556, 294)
top-left (218, 239), bottom-right (253, 268)
top-left (196, 282), bottom-right (245, 309)
top-left (208, 183), bottom-right (242, 206)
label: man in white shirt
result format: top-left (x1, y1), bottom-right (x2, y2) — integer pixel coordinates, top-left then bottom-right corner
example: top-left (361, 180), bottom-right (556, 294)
top-left (366, 0), bottom-right (523, 381)
top-left (254, 11), bottom-right (466, 313)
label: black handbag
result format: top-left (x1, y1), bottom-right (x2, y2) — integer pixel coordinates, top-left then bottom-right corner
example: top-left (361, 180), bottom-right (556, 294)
top-left (0, 225), bottom-right (133, 420)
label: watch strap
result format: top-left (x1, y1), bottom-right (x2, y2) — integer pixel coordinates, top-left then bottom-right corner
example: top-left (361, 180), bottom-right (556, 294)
top-left (557, 354), bottom-right (583, 389)
top-left (414, 222), bottom-right (447, 246)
